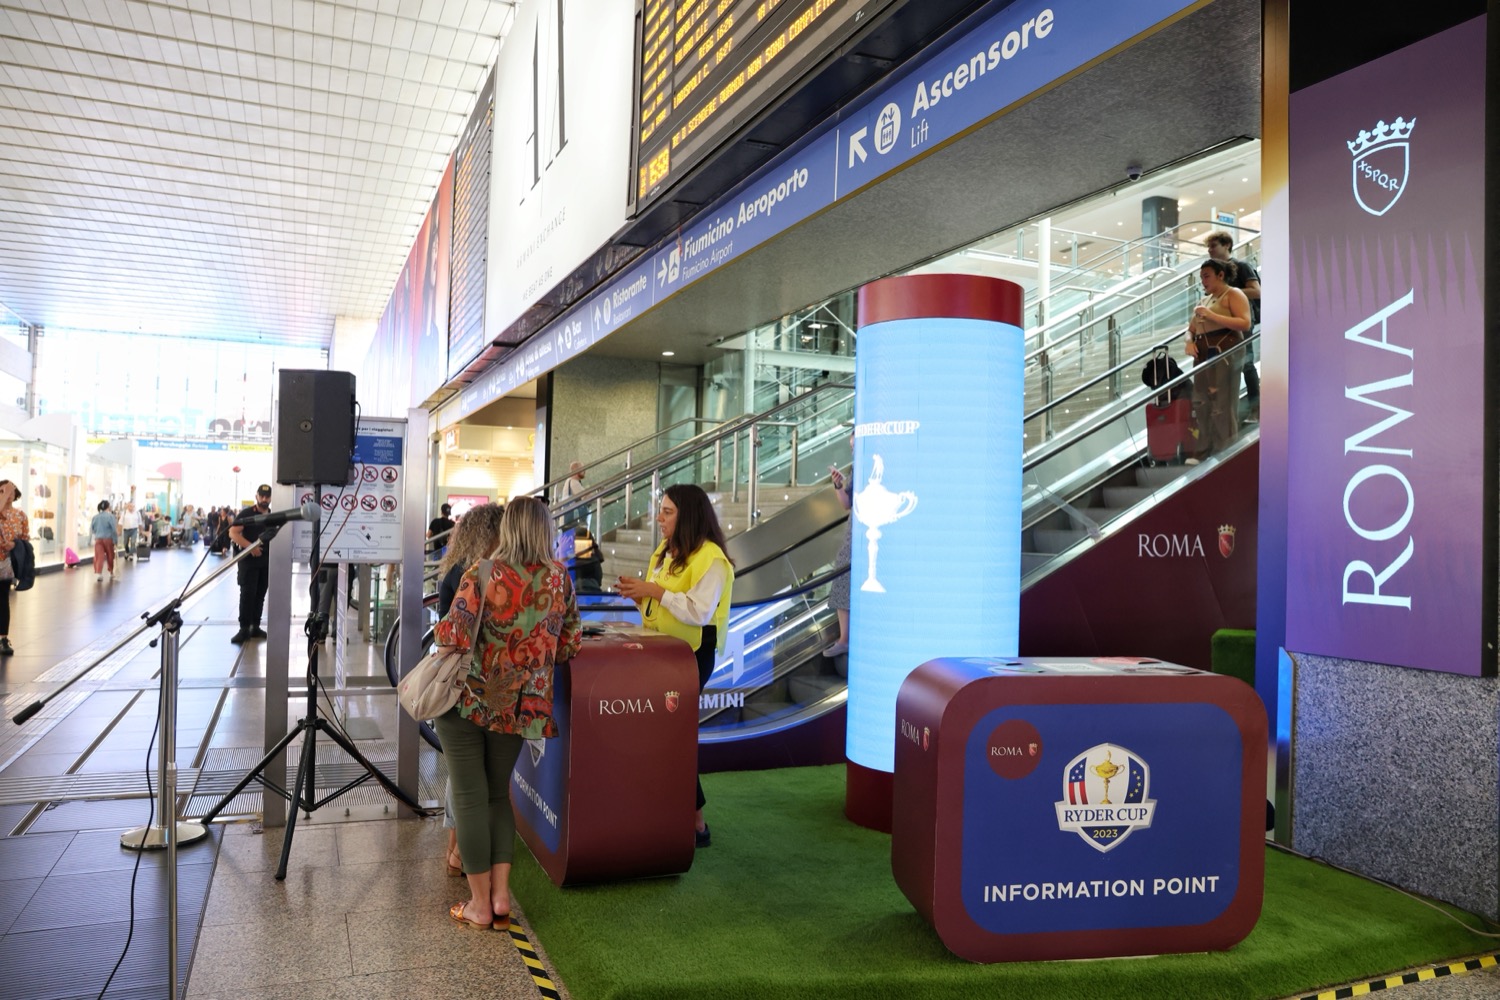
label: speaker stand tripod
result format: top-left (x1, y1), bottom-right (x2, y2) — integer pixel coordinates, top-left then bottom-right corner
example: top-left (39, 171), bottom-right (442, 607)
top-left (199, 491), bottom-right (428, 880)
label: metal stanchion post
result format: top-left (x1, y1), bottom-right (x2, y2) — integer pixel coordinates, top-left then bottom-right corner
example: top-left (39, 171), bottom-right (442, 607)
top-left (165, 760), bottom-right (181, 1000)
top-left (122, 603), bottom-right (207, 850)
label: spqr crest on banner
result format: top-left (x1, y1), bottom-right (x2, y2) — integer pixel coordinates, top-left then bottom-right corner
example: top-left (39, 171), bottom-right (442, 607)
top-left (1348, 116), bottom-right (1414, 217)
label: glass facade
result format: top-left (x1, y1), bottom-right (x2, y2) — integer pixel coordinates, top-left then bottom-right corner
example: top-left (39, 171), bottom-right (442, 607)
top-left (33, 329), bottom-right (326, 439)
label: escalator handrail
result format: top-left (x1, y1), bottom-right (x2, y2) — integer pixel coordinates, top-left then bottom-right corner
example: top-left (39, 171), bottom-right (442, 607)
top-left (1026, 328), bottom-right (1260, 470)
top-left (1022, 329), bottom-right (1259, 477)
top-left (732, 511), bottom-right (848, 579)
top-left (1026, 218), bottom-right (1261, 318)
top-left (1022, 229), bottom-right (1261, 369)
top-left (1024, 268), bottom-right (1195, 371)
top-left (531, 416), bottom-right (726, 499)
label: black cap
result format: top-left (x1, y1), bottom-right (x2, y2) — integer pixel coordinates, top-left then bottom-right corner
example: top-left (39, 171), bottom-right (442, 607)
top-left (256, 484), bottom-right (272, 496)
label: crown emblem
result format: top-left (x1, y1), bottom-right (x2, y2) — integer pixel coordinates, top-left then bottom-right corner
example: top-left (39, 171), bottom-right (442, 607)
top-left (1218, 524), bottom-right (1236, 538)
top-left (1347, 117), bottom-right (1414, 156)
top-left (664, 690), bottom-right (681, 712)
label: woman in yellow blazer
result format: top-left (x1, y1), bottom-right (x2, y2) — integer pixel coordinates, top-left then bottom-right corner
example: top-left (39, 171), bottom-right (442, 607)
top-left (616, 483), bottom-right (734, 848)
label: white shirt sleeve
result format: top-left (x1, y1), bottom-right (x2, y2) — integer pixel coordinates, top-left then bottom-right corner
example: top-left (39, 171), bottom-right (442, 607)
top-left (657, 561), bottom-right (728, 627)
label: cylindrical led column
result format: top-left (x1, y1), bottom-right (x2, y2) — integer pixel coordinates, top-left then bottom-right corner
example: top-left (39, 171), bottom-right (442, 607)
top-left (846, 274), bottom-right (1024, 831)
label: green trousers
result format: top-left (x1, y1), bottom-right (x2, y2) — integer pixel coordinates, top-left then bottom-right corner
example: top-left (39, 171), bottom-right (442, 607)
top-left (433, 708), bottom-right (524, 874)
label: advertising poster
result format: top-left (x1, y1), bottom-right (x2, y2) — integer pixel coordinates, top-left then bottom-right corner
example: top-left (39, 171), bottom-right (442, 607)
top-left (1286, 16), bottom-right (1489, 675)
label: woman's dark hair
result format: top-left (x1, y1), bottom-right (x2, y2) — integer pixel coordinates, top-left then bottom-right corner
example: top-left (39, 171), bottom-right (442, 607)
top-left (656, 483), bottom-right (733, 576)
top-left (97, 500), bottom-right (110, 512)
top-left (1200, 257), bottom-right (1238, 284)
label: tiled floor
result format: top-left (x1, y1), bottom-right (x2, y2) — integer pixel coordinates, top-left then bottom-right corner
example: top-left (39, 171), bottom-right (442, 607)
top-left (0, 548), bottom-right (565, 1000)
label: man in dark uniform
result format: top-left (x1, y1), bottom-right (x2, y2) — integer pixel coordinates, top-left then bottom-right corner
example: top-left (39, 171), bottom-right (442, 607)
top-left (227, 484), bottom-right (275, 644)
top-left (426, 502), bottom-right (454, 557)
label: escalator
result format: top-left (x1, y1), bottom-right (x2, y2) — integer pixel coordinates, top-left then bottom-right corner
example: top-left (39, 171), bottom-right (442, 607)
top-left (389, 224), bottom-right (1262, 765)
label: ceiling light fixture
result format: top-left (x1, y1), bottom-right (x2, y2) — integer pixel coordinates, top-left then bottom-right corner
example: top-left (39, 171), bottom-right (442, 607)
top-left (662, 350), bottom-right (675, 356)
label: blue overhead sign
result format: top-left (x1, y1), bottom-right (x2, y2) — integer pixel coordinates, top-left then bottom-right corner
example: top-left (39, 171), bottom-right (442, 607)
top-left (460, 0), bottom-right (1199, 414)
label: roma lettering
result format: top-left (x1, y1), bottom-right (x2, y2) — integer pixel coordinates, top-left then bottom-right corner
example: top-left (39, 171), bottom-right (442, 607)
top-left (598, 698), bottom-right (655, 715)
top-left (1341, 290), bottom-right (1415, 609)
top-left (1137, 533), bottom-right (1205, 558)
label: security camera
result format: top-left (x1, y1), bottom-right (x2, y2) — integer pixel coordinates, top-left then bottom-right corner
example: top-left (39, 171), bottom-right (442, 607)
top-left (1126, 164), bottom-right (1143, 181)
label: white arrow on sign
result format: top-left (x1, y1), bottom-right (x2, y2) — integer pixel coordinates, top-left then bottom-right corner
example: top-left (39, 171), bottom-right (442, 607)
top-left (657, 258), bottom-right (668, 286)
top-left (848, 126), bottom-right (868, 167)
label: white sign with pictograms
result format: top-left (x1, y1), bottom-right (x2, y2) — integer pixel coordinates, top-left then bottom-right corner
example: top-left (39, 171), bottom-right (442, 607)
top-left (291, 417), bottom-right (407, 564)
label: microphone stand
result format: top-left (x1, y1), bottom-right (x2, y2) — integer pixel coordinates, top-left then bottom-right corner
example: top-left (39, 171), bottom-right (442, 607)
top-left (198, 484), bottom-right (429, 880)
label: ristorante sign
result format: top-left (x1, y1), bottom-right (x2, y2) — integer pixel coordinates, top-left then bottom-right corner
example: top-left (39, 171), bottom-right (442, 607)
top-left (1286, 16), bottom-right (1491, 676)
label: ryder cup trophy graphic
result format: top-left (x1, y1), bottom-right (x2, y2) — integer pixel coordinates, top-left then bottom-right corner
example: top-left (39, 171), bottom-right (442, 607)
top-left (852, 454), bottom-right (918, 592)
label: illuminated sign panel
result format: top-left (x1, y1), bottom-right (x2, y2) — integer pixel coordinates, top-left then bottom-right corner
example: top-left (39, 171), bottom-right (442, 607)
top-left (848, 306), bottom-right (1023, 773)
top-left (634, 0), bottom-right (866, 209)
top-left (1285, 15), bottom-right (1490, 675)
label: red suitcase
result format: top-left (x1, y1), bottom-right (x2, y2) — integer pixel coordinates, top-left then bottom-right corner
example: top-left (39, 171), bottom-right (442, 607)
top-left (1145, 398), bottom-right (1194, 463)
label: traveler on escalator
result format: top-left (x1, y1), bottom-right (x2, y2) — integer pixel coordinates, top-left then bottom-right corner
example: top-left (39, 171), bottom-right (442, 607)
top-left (569, 525), bottom-right (604, 593)
top-left (822, 461), bottom-right (853, 658)
top-left (1205, 230), bottom-right (1262, 422)
top-left (1183, 258), bottom-right (1253, 465)
top-left (615, 484), bottom-right (735, 849)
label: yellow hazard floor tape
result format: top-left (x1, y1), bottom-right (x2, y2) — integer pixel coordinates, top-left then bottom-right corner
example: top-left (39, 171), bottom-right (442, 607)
top-left (507, 916), bottom-right (563, 1000)
top-left (1299, 953), bottom-right (1500, 999)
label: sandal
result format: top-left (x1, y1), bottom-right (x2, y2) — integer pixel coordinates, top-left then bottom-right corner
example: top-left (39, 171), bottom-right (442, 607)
top-left (449, 901), bottom-right (492, 930)
top-left (446, 851), bottom-right (463, 878)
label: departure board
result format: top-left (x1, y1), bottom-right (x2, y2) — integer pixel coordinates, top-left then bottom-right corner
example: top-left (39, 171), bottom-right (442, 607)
top-left (635, 0), bottom-right (863, 210)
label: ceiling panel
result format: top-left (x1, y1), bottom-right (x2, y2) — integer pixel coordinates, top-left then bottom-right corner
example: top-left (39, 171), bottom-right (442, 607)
top-left (0, 0), bottom-right (514, 348)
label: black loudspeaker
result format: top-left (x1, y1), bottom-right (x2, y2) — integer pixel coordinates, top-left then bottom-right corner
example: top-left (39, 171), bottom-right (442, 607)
top-left (276, 370), bottom-right (357, 485)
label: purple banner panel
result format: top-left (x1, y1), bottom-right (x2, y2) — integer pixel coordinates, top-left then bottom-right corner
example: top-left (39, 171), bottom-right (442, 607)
top-left (1286, 16), bottom-right (1487, 676)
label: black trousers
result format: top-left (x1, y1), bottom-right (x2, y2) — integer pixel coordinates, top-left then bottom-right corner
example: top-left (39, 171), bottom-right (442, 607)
top-left (0, 580), bottom-right (12, 634)
top-left (694, 625), bottom-right (716, 811)
top-left (237, 559), bottom-right (269, 628)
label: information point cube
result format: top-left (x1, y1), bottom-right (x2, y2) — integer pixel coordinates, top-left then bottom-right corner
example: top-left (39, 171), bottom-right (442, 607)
top-left (893, 656), bottom-right (1266, 962)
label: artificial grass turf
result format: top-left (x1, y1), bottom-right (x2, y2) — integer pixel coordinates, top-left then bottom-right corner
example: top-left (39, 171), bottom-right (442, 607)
top-left (510, 765), bottom-right (1489, 1000)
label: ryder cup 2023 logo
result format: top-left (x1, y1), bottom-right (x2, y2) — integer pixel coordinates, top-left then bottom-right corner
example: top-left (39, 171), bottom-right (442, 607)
top-left (1054, 743), bottom-right (1156, 853)
top-left (1348, 116), bottom-right (1414, 217)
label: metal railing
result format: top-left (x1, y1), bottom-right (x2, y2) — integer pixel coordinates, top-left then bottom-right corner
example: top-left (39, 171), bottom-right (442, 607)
top-left (552, 381), bottom-right (855, 547)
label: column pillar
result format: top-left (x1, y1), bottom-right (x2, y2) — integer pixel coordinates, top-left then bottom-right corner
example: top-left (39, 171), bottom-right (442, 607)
top-left (845, 274), bottom-right (1025, 831)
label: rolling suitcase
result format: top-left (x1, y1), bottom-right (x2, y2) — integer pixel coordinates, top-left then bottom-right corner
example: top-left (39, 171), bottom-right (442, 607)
top-left (1145, 397), bottom-right (1194, 464)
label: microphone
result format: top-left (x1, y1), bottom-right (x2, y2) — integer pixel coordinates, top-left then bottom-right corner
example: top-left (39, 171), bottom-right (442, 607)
top-left (242, 500), bottom-right (322, 529)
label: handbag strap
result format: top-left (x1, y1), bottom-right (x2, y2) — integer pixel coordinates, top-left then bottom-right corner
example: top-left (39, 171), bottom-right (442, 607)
top-left (465, 560), bottom-right (491, 650)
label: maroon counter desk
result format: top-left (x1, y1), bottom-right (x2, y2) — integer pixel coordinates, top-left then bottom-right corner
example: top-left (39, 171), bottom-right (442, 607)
top-left (510, 623), bottom-right (700, 886)
top-left (892, 656), bottom-right (1266, 963)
